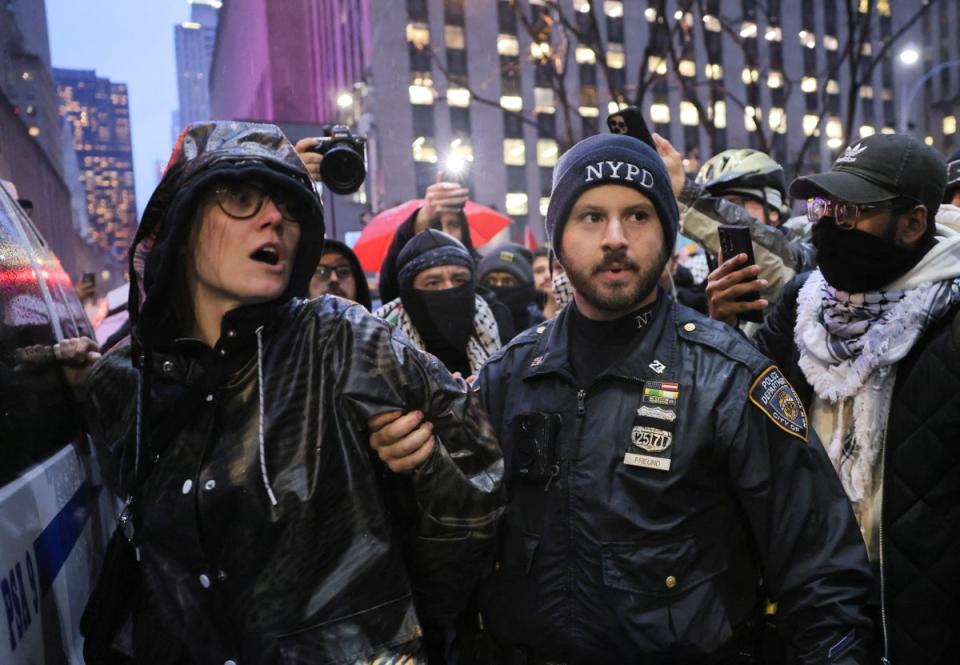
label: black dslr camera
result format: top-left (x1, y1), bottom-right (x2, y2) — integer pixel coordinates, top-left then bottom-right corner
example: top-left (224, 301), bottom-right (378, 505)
top-left (309, 124), bottom-right (367, 195)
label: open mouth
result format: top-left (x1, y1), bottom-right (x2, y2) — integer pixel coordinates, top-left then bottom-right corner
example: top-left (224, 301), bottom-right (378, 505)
top-left (250, 246), bottom-right (280, 266)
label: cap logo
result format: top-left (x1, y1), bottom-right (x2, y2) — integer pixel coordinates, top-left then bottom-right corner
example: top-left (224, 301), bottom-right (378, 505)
top-left (835, 142), bottom-right (868, 165)
top-left (499, 251), bottom-right (515, 262)
top-left (585, 161), bottom-right (654, 188)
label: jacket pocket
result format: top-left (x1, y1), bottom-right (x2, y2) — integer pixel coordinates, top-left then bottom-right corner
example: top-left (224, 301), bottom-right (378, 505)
top-left (277, 595), bottom-right (425, 665)
top-left (600, 537), bottom-right (733, 654)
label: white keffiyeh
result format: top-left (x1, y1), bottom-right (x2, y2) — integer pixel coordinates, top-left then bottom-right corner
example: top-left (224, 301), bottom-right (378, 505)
top-left (795, 270), bottom-right (960, 502)
top-left (374, 295), bottom-right (501, 375)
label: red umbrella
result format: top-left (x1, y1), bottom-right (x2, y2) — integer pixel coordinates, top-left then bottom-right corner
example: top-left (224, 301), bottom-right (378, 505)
top-left (352, 200), bottom-right (512, 272)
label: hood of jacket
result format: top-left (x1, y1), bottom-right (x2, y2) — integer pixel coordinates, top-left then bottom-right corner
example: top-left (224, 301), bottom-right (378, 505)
top-left (129, 121), bottom-right (324, 354)
top-left (321, 238), bottom-right (372, 311)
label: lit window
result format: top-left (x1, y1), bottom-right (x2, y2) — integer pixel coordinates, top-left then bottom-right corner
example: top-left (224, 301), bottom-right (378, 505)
top-left (712, 101), bottom-right (726, 129)
top-left (531, 42), bottom-right (551, 59)
top-left (765, 26), bottom-right (782, 41)
top-left (680, 101), bottom-right (699, 126)
top-left (603, 1), bottom-right (623, 18)
top-left (674, 10), bottom-right (684, 20)
top-left (503, 138), bottom-right (526, 165)
top-left (803, 114), bottom-right (819, 137)
top-left (534, 87), bottom-right (556, 113)
top-left (878, 0), bottom-right (890, 17)
top-left (506, 192), bottom-right (529, 215)
top-left (769, 107), bottom-right (787, 134)
top-left (540, 197), bottom-right (550, 216)
top-left (798, 30), bottom-right (816, 49)
top-left (445, 25), bottom-right (465, 49)
top-left (573, 0), bottom-right (590, 12)
top-left (823, 35), bottom-right (839, 51)
top-left (607, 44), bottom-right (625, 69)
top-left (648, 56), bottom-right (667, 75)
top-left (447, 87), bottom-right (471, 107)
top-left (882, 88), bottom-right (894, 102)
top-left (924, 136), bottom-right (935, 146)
top-left (537, 139), bottom-right (559, 166)
top-left (801, 77), bottom-right (818, 93)
top-left (449, 137), bottom-right (474, 162)
top-left (859, 125), bottom-right (875, 138)
top-left (650, 103), bottom-right (670, 124)
top-left (944, 115), bottom-right (957, 135)
top-left (740, 21), bottom-right (757, 38)
top-left (705, 63), bottom-right (723, 80)
top-left (767, 71), bottom-right (784, 89)
top-left (644, 7), bottom-right (657, 22)
top-left (412, 136), bottom-right (438, 163)
top-left (827, 137), bottom-right (844, 150)
top-left (741, 68), bottom-right (759, 84)
top-left (501, 95), bottom-right (524, 112)
top-left (579, 106), bottom-right (600, 117)
top-left (745, 106), bottom-right (761, 132)
top-left (826, 80), bottom-right (840, 94)
top-left (702, 14), bottom-right (721, 32)
top-left (497, 34), bottom-right (520, 56)
top-left (576, 46), bottom-right (597, 64)
top-left (859, 0), bottom-right (869, 12)
top-left (678, 59), bottom-right (696, 77)
top-left (608, 100), bottom-right (627, 114)
top-left (406, 22), bottom-right (430, 48)
top-left (859, 85), bottom-right (874, 99)
top-left (826, 117), bottom-right (843, 139)
top-left (28, 126), bottom-right (40, 137)
top-left (881, 127), bottom-right (896, 135)
top-left (409, 79), bottom-right (435, 105)
top-left (861, 42), bottom-right (872, 56)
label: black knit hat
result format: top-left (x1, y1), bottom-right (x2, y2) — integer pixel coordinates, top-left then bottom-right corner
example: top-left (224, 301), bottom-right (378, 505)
top-left (544, 133), bottom-right (679, 257)
top-left (478, 243), bottom-right (534, 285)
top-left (397, 229), bottom-right (474, 290)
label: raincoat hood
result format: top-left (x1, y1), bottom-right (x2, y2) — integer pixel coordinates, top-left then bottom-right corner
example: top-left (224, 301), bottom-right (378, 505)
top-left (128, 121), bottom-right (324, 354)
top-left (321, 238), bottom-right (372, 311)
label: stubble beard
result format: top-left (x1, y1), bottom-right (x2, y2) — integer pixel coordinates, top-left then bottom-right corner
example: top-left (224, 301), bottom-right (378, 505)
top-left (564, 250), bottom-right (667, 315)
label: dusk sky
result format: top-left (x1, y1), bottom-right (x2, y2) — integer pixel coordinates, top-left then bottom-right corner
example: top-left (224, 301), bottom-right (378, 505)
top-left (47, 0), bottom-right (192, 216)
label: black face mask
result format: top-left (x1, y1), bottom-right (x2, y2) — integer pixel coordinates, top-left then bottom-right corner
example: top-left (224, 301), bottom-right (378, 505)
top-left (489, 284), bottom-right (536, 329)
top-left (813, 219), bottom-right (931, 293)
top-left (401, 281), bottom-right (477, 352)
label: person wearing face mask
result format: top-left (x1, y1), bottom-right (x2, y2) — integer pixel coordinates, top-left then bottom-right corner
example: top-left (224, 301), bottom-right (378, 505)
top-left (479, 243), bottom-right (545, 333)
top-left (375, 229), bottom-right (505, 376)
top-left (53, 122), bottom-right (504, 664)
top-left (707, 132), bottom-right (960, 665)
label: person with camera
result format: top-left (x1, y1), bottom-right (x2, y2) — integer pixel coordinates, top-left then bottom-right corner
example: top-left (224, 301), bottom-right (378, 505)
top-left (372, 132), bottom-right (874, 664)
top-left (56, 121), bottom-right (504, 664)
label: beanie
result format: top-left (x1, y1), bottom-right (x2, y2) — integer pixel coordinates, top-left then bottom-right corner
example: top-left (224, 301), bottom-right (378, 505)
top-left (397, 229), bottom-right (474, 290)
top-left (544, 133), bottom-right (679, 257)
top-left (478, 243), bottom-right (534, 285)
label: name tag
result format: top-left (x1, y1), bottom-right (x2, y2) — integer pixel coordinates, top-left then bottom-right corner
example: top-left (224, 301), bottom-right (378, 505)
top-left (623, 452), bottom-right (672, 472)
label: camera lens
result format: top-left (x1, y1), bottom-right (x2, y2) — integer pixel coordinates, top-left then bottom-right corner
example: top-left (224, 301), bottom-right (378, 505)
top-left (320, 144), bottom-right (366, 195)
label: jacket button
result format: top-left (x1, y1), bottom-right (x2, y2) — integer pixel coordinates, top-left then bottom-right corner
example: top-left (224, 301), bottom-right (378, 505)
top-left (683, 322), bottom-right (696, 332)
top-left (162, 360), bottom-right (174, 374)
top-left (204, 479), bottom-right (217, 491)
top-left (199, 574), bottom-right (211, 588)
top-left (226, 329), bottom-right (237, 338)
top-left (219, 348), bottom-right (227, 356)
top-left (665, 575), bottom-right (677, 589)
top-left (181, 479), bottom-right (193, 494)
top-left (217, 570), bottom-right (228, 582)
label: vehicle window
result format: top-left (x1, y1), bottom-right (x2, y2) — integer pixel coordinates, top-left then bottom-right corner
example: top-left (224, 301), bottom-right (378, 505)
top-left (0, 206), bottom-right (82, 487)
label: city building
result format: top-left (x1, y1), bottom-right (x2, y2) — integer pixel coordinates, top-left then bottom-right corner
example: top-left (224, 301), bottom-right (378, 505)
top-left (55, 68), bottom-right (138, 262)
top-left (174, 0), bottom-right (220, 133)
top-left (209, 0), bottom-right (960, 247)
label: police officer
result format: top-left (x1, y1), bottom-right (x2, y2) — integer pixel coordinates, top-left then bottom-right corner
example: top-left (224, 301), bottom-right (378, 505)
top-left (372, 133), bottom-right (874, 664)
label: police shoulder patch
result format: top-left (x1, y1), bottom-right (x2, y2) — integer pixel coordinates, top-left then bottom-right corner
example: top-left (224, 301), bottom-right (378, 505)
top-left (748, 366), bottom-right (808, 442)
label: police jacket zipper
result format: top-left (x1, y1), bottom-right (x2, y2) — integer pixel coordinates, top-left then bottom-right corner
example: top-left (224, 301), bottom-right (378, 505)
top-left (879, 437), bottom-right (891, 664)
top-left (577, 389), bottom-right (586, 416)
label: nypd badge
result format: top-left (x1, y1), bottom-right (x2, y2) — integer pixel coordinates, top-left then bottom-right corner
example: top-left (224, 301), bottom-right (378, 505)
top-left (749, 366), bottom-right (808, 442)
top-left (632, 426), bottom-right (672, 453)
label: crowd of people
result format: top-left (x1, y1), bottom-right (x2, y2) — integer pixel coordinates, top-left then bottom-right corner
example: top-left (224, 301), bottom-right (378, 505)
top-left (52, 112), bottom-right (960, 665)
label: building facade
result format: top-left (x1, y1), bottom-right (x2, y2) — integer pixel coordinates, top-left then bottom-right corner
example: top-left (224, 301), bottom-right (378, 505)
top-left (174, 0), bottom-right (220, 132)
top-left (209, 0), bottom-right (960, 247)
top-left (54, 68), bottom-right (138, 262)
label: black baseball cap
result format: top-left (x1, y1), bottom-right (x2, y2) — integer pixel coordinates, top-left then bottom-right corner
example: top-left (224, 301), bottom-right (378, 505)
top-left (790, 133), bottom-right (946, 214)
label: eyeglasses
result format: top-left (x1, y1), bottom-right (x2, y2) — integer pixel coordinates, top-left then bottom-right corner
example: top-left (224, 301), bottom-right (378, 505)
top-left (212, 182), bottom-right (303, 223)
top-left (315, 264), bottom-right (353, 281)
top-left (805, 197), bottom-right (893, 230)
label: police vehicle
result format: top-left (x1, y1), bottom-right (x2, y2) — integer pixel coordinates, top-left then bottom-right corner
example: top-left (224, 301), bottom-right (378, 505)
top-left (0, 181), bottom-right (114, 663)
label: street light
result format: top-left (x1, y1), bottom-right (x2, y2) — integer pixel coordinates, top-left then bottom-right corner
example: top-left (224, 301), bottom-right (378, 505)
top-left (898, 58), bottom-right (960, 133)
top-left (899, 46), bottom-right (920, 66)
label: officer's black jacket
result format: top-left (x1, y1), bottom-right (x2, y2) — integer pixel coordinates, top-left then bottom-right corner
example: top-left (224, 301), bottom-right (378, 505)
top-left (475, 293), bottom-right (874, 664)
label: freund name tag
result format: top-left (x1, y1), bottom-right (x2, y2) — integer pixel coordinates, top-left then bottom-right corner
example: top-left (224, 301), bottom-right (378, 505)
top-left (623, 452), bottom-right (671, 471)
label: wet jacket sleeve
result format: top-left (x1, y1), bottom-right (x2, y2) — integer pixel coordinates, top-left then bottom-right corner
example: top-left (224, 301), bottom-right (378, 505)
top-left (339, 313), bottom-right (506, 625)
top-left (377, 210), bottom-right (419, 305)
top-left (722, 366), bottom-right (874, 664)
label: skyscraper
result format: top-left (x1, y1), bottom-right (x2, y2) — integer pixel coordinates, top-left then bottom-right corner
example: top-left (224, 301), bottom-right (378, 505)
top-left (174, 0), bottom-right (220, 132)
top-left (55, 68), bottom-right (138, 261)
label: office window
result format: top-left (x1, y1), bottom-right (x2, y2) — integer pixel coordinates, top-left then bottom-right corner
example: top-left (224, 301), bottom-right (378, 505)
top-left (944, 115), bottom-right (957, 135)
top-left (798, 30), bottom-right (816, 48)
top-left (503, 138), bottom-right (526, 165)
top-left (705, 63), bottom-right (723, 80)
top-left (740, 21), bottom-right (758, 38)
top-left (534, 87), bottom-right (555, 114)
top-left (445, 25), bottom-right (465, 49)
top-left (409, 76), bottom-right (435, 105)
top-left (447, 87), bottom-right (470, 107)
top-left (802, 77), bottom-right (817, 93)
top-left (576, 46), bottom-right (597, 64)
top-left (506, 192), bottom-right (529, 215)
top-left (500, 95), bottom-right (523, 112)
top-left (859, 124), bottom-right (875, 138)
top-left (603, 1), bottom-right (623, 18)
top-left (712, 100), bottom-right (727, 129)
top-left (537, 138), bottom-right (559, 166)
top-left (741, 68), bottom-right (759, 84)
top-left (803, 114), bottom-right (819, 136)
top-left (765, 26), bottom-right (783, 41)
top-left (497, 34), bottom-right (519, 56)
top-left (650, 103), bottom-right (670, 124)
top-left (767, 71), bottom-right (784, 88)
top-left (680, 102), bottom-right (699, 126)
top-left (823, 35), bottom-right (839, 51)
top-left (678, 59), bottom-right (696, 77)
top-left (768, 107), bottom-right (787, 134)
top-left (539, 196), bottom-right (550, 216)
top-left (745, 107), bottom-right (761, 132)
top-left (412, 136), bottom-right (438, 162)
top-left (607, 44), bottom-right (625, 69)
top-left (648, 56), bottom-right (667, 75)
top-left (406, 22), bottom-right (430, 48)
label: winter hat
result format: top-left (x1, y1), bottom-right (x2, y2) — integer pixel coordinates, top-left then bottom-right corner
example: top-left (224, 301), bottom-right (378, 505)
top-left (478, 243), bottom-right (534, 285)
top-left (544, 133), bottom-right (679, 257)
top-left (397, 229), bottom-right (474, 290)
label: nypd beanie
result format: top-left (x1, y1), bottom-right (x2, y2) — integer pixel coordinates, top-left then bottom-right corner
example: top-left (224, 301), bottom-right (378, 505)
top-left (544, 133), bottom-right (679, 257)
